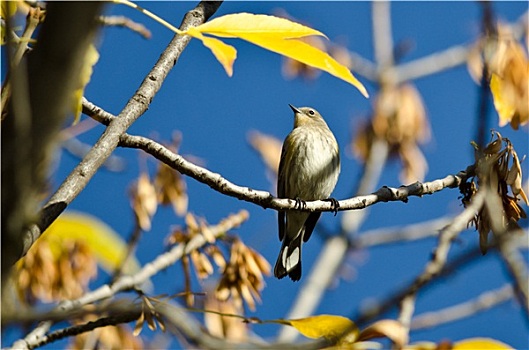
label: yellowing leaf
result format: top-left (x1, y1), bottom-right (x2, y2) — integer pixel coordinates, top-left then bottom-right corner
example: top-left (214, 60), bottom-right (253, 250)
top-left (72, 44), bottom-right (99, 124)
top-left (238, 34), bottom-right (368, 97)
top-left (191, 13), bottom-right (326, 39)
top-left (490, 73), bottom-right (516, 127)
top-left (114, 2), bottom-right (368, 97)
top-left (453, 337), bottom-right (513, 350)
top-left (1, 1), bottom-right (18, 19)
top-left (46, 211), bottom-right (140, 274)
top-left (186, 13), bottom-right (367, 97)
top-left (288, 314), bottom-right (357, 340)
top-left (187, 27), bottom-right (237, 77)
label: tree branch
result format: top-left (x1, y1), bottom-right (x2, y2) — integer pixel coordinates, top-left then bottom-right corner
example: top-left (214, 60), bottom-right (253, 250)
top-left (9, 210), bottom-right (247, 349)
top-left (119, 132), bottom-right (467, 212)
top-left (17, 1), bottom-right (223, 262)
top-left (410, 284), bottom-right (513, 330)
top-left (396, 189), bottom-right (486, 336)
top-left (355, 216), bottom-right (453, 247)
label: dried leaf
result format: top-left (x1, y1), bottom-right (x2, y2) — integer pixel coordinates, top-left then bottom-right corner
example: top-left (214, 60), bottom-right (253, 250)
top-left (133, 311), bottom-right (145, 336)
top-left (131, 173), bottom-right (158, 231)
top-left (357, 319), bottom-right (408, 347)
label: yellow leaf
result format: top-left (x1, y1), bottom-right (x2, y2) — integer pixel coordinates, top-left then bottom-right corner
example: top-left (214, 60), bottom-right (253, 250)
top-left (288, 314), bottom-right (357, 340)
top-left (188, 13), bottom-right (368, 97)
top-left (237, 34), bottom-right (368, 97)
top-left (1, 1), bottom-right (18, 19)
top-left (490, 73), bottom-right (516, 127)
top-left (191, 13), bottom-right (326, 39)
top-left (114, 4), bottom-right (368, 96)
top-left (72, 44), bottom-right (99, 124)
top-left (46, 211), bottom-right (140, 274)
top-left (187, 27), bottom-right (236, 77)
top-left (453, 337), bottom-right (513, 350)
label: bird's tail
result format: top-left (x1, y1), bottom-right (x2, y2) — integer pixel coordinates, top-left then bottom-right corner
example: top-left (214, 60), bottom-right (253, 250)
top-left (274, 232), bottom-right (303, 281)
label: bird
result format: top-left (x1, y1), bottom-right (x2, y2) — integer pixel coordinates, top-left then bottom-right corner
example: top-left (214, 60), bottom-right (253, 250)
top-left (274, 104), bottom-right (340, 281)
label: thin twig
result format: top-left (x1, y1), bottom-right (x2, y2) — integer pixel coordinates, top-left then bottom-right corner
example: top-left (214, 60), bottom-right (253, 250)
top-left (0, 7), bottom-right (41, 114)
top-left (410, 284), bottom-right (514, 330)
top-left (98, 15), bottom-right (152, 39)
top-left (355, 216), bottom-right (453, 247)
top-left (395, 44), bottom-right (470, 83)
top-left (354, 242), bottom-right (485, 328)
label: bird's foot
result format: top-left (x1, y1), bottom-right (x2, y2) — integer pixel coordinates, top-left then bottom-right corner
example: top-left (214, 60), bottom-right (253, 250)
top-left (294, 197), bottom-right (307, 210)
top-left (324, 198), bottom-right (340, 216)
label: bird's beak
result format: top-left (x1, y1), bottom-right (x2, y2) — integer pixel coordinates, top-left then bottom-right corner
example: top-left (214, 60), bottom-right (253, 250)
top-left (289, 104), bottom-right (302, 114)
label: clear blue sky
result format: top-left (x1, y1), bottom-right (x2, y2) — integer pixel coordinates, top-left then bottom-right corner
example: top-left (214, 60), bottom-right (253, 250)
top-left (4, 1), bottom-right (528, 349)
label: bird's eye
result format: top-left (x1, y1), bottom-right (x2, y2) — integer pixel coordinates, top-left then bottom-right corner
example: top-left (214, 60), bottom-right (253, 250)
top-left (308, 110), bottom-right (315, 116)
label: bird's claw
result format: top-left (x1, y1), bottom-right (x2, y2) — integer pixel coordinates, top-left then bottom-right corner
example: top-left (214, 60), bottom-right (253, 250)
top-left (294, 197), bottom-right (307, 210)
top-left (324, 198), bottom-right (340, 216)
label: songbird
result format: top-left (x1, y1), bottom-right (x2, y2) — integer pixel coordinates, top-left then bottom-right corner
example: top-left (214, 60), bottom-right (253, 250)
top-left (274, 104), bottom-right (340, 281)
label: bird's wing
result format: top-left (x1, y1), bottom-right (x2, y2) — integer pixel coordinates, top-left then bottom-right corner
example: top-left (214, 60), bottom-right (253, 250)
top-left (277, 136), bottom-right (291, 241)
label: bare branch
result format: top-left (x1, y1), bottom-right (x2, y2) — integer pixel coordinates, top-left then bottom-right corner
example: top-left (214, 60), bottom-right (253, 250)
top-left (396, 190), bottom-right (486, 336)
top-left (372, 1), bottom-right (394, 70)
top-left (498, 236), bottom-right (529, 318)
top-left (355, 216), bottom-right (453, 247)
top-left (30, 309), bottom-right (140, 349)
top-left (118, 132), bottom-right (466, 213)
top-left (411, 284), bottom-right (514, 330)
top-left (354, 239), bottom-right (485, 328)
top-left (395, 44), bottom-right (470, 83)
top-left (98, 15), bottom-right (152, 39)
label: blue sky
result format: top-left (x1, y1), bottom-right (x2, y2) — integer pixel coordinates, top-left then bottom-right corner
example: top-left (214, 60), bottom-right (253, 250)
top-left (3, 1), bottom-right (528, 349)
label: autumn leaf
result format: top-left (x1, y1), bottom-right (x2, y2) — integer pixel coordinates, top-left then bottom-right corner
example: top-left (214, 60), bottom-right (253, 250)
top-left (186, 27), bottom-right (237, 77)
top-left (490, 73), bottom-right (518, 128)
top-left (357, 319), bottom-right (408, 348)
top-left (0, 1), bottom-right (18, 20)
top-left (192, 12), bottom-right (326, 39)
top-left (46, 211), bottom-right (140, 274)
top-left (115, 1), bottom-right (368, 97)
top-left (286, 315), bottom-right (358, 341)
top-left (186, 13), bottom-right (368, 96)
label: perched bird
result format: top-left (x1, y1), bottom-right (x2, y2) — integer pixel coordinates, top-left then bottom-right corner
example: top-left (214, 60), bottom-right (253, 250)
top-left (274, 104), bottom-right (341, 281)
